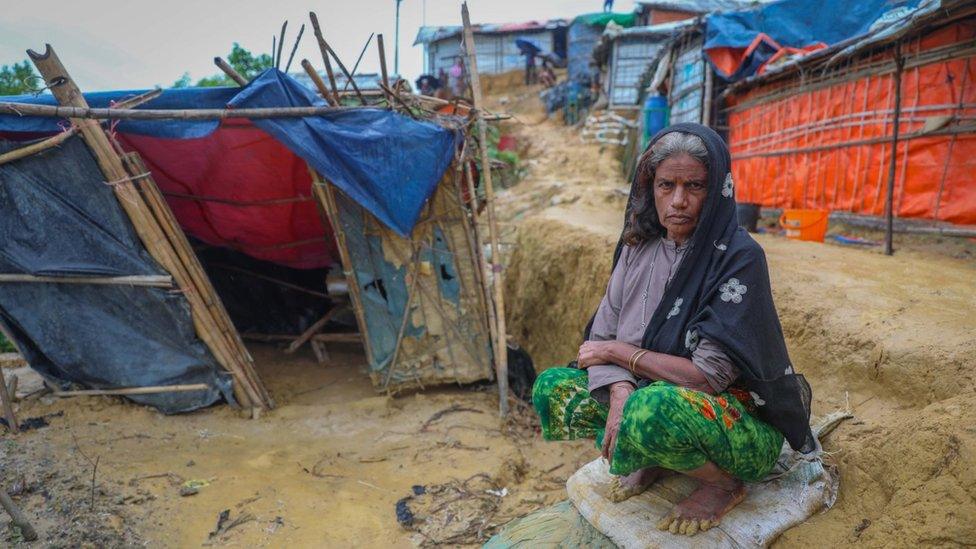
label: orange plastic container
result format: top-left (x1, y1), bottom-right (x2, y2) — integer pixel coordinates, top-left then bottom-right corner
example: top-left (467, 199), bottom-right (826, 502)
top-left (779, 209), bottom-right (829, 242)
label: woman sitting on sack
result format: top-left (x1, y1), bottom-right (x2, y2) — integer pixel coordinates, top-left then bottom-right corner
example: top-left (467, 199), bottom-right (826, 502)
top-left (532, 123), bottom-right (814, 536)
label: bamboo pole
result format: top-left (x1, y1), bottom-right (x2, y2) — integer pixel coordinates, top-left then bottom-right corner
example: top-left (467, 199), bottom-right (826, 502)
top-left (884, 44), bottom-right (904, 256)
top-left (26, 45), bottom-right (269, 410)
top-left (461, 3), bottom-right (509, 417)
top-left (463, 161), bottom-right (498, 373)
top-left (377, 33), bottom-right (390, 92)
top-left (0, 127), bottom-right (77, 166)
top-left (53, 384), bottom-right (210, 397)
top-left (308, 12), bottom-right (365, 104)
top-left (284, 308), bottom-right (339, 354)
top-left (124, 154), bottom-right (272, 408)
top-left (345, 33), bottom-right (375, 92)
top-left (284, 24), bottom-right (306, 74)
top-left (301, 59), bottom-right (339, 106)
top-left (275, 21), bottom-right (288, 69)
top-left (0, 365), bottom-right (18, 434)
top-left (214, 57), bottom-right (248, 86)
top-left (310, 172), bottom-right (377, 369)
top-left (308, 12), bottom-right (340, 99)
top-left (0, 102), bottom-right (350, 120)
top-left (0, 490), bottom-right (37, 541)
top-left (0, 274), bottom-right (173, 287)
top-left (0, 88), bottom-right (162, 167)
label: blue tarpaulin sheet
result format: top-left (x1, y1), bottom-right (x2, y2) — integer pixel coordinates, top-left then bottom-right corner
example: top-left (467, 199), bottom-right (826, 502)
top-left (0, 69), bottom-right (460, 236)
top-left (704, 0), bottom-right (921, 80)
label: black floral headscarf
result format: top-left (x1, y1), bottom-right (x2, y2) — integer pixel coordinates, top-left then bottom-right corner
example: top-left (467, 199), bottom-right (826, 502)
top-left (587, 123), bottom-right (815, 452)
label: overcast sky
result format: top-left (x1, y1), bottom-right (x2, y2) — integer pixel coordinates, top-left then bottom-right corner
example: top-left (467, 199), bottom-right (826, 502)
top-left (1, 0), bottom-right (637, 91)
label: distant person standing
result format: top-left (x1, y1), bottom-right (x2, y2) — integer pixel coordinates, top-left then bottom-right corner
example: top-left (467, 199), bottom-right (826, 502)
top-left (448, 57), bottom-right (467, 98)
top-left (604, 0), bottom-right (614, 12)
top-left (525, 52), bottom-right (537, 85)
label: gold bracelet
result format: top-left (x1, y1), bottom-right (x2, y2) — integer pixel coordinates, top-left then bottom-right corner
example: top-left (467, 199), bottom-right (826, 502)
top-left (628, 349), bottom-right (648, 375)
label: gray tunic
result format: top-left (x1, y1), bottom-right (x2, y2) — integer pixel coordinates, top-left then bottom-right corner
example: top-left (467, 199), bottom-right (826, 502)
top-left (587, 238), bottom-right (738, 403)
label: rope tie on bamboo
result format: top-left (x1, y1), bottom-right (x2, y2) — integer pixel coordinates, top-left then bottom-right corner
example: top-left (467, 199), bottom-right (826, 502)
top-left (103, 172), bottom-right (151, 187)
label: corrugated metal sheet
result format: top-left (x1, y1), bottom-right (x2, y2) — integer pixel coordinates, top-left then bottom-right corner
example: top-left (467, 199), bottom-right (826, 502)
top-left (425, 29), bottom-right (556, 76)
top-left (609, 37), bottom-right (665, 107)
top-left (635, 0), bottom-right (753, 13)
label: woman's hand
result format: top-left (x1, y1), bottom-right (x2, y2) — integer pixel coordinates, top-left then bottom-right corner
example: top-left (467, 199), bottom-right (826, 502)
top-left (602, 381), bottom-right (634, 464)
top-left (577, 340), bottom-right (623, 369)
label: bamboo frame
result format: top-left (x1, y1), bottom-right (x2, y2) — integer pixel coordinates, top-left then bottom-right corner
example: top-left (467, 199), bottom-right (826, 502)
top-left (308, 12), bottom-right (340, 99)
top-left (462, 2), bottom-right (509, 417)
top-left (25, 44), bottom-right (272, 411)
top-left (53, 384), bottom-right (210, 397)
top-left (0, 274), bottom-right (173, 287)
top-left (0, 102), bottom-right (352, 120)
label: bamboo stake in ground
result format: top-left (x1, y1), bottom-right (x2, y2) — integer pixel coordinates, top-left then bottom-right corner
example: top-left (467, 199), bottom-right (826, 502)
top-left (461, 2), bottom-right (509, 417)
top-left (884, 43), bottom-right (904, 256)
top-left (0, 489), bottom-right (37, 541)
top-left (0, 364), bottom-right (18, 433)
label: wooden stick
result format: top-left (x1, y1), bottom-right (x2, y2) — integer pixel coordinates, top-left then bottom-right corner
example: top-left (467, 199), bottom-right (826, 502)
top-left (377, 33), bottom-right (391, 104)
top-left (53, 383), bottom-right (210, 397)
top-left (301, 59), bottom-right (339, 106)
top-left (208, 263), bottom-right (329, 298)
top-left (462, 160), bottom-right (498, 368)
top-left (0, 274), bottom-right (173, 287)
top-left (275, 21), bottom-right (288, 69)
top-left (0, 365), bottom-right (18, 433)
top-left (461, 3), bottom-right (509, 417)
top-left (310, 173), bottom-right (376, 368)
top-left (307, 13), bottom-right (364, 104)
top-left (308, 12), bottom-right (340, 99)
top-left (0, 102), bottom-right (349, 120)
top-left (284, 23), bottom-right (306, 74)
top-left (345, 33), bottom-right (375, 92)
top-left (0, 88), bottom-right (163, 167)
top-left (884, 43), bottom-right (904, 256)
top-left (214, 57), bottom-right (248, 86)
top-left (0, 127), bottom-right (77, 166)
top-left (26, 45), bottom-right (270, 410)
top-left (125, 154), bottom-right (273, 408)
top-left (284, 308), bottom-right (339, 354)
top-left (0, 490), bottom-right (37, 541)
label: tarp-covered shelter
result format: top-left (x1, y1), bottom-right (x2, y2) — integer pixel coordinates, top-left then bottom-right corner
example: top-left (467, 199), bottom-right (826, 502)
top-left (0, 63), bottom-right (494, 410)
top-left (414, 19), bottom-right (567, 77)
top-left (723, 0), bottom-right (976, 225)
top-left (567, 12), bottom-right (637, 84)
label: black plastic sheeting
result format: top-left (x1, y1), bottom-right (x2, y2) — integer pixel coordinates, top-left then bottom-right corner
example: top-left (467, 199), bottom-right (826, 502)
top-left (0, 136), bottom-right (233, 412)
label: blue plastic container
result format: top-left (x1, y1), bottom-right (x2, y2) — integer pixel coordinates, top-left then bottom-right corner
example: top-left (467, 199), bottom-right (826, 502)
top-left (642, 95), bottom-right (669, 150)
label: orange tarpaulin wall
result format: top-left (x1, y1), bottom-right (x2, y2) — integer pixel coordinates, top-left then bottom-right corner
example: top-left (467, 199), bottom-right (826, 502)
top-left (725, 19), bottom-right (976, 226)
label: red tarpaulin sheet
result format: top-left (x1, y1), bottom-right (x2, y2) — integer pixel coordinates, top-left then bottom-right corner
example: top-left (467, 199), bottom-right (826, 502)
top-left (119, 120), bottom-right (336, 269)
top-left (725, 20), bottom-right (976, 226)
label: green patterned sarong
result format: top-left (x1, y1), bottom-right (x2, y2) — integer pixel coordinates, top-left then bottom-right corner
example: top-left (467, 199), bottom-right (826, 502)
top-left (532, 367), bottom-right (784, 482)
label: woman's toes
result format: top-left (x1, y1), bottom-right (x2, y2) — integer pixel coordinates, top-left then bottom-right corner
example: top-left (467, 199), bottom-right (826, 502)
top-left (669, 519), bottom-right (680, 534)
top-left (685, 520), bottom-right (699, 536)
top-left (656, 516), bottom-right (672, 531)
top-left (699, 519), bottom-right (712, 531)
top-left (678, 520), bottom-right (689, 535)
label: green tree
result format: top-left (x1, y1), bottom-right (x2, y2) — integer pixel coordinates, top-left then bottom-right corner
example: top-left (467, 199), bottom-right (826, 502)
top-left (0, 60), bottom-right (40, 95)
top-left (174, 43), bottom-right (273, 88)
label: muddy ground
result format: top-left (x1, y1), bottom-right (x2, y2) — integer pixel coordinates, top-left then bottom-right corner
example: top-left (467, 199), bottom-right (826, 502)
top-left (2, 74), bottom-right (975, 547)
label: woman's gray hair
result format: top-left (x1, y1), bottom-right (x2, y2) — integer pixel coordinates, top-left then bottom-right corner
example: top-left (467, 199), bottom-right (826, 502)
top-left (639, 131), bottom-right (709, 180)
top-left (624, 131), bottom-right (710, 245)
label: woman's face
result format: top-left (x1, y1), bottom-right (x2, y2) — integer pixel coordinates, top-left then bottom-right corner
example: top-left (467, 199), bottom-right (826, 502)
top-left (652, 153), bottom-right (708, 245)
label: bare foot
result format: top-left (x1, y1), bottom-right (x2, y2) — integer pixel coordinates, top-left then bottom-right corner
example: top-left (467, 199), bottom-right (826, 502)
top-left (656, 480), bottom-right (746, 536)
top-left (607, 467), bottom-right (664, 502)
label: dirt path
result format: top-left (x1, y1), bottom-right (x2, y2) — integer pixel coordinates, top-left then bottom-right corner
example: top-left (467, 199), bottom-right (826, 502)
top-left (1, 343), bottom-right (596, 547)
top-left (496, 85), bottom-right (976, 546)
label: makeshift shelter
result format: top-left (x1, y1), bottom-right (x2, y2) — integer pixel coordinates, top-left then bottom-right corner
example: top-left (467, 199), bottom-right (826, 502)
top-left (722, 0), bottom-right (976, 225)
top-left (594, 21), bottom-right (692, 109)
top-left (634, 0), bottom-right (750, 26)
top-left (414, 20), bottom-right (567, 77)
top-left (567, 12), bottom-right (636, 84)
top-left (0, 50), bottom-right (495, 411)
